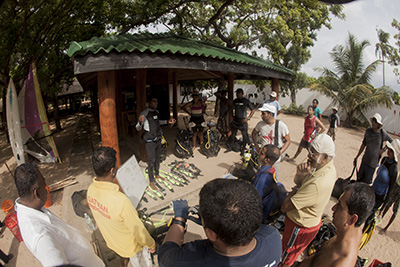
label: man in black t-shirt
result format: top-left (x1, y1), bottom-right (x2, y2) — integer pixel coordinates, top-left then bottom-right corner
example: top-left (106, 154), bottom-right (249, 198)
top-left (136, 97), bottom-right (176, 190)
top-left (226, 88), bottom-right (255, 151)
top-left (158, 178), bottom-right (282, 267)
top-left (354, 113), bottom-right (392, 184)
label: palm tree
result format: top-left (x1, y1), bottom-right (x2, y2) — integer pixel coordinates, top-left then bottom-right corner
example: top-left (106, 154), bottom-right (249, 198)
top-left (375, 29), bottom-right (393, 86)
top-left (311, 33), bottom-right (393, 127)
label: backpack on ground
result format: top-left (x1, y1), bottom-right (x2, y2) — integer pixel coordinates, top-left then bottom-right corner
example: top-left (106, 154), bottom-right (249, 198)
top-left (226, 137), bottom-right (244, 152)
top-left (174, 130), bottom-right (193, 159)
top-left (200, 129), bottom-right (220, 158)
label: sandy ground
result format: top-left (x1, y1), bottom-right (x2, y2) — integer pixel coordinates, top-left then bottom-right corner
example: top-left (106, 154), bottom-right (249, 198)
top-left (0, 108), bottom-right (399, 266)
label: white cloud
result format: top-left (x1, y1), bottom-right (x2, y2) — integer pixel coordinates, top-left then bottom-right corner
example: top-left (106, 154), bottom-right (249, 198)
top-left (302, 0), bottom-right (400, 92)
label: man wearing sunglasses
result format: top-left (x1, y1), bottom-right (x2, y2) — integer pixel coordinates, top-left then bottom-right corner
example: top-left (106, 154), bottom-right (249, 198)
top-left (354, 113), bottom-right (393, 184)
top-left (280, 134), bottom-right (336, 267)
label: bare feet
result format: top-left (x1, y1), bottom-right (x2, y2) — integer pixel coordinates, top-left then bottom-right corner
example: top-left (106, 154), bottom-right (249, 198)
top-left (149, 182), bottom-right (157, 191)
top-left (155, 175), bottom-right (165, 181)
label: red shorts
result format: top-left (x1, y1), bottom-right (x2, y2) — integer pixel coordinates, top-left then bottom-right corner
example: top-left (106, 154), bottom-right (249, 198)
top-left (281, 215), bottom-right (321, 266)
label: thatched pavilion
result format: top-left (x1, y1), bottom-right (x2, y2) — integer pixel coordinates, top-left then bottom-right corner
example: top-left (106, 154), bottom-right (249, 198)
top-left (67, 33), bottom-right (294, 164)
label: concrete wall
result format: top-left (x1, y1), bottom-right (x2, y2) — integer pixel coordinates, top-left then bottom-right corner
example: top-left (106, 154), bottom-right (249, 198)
top-left (279, 88), bottom-right (400, 136)
top-left (169, 84), bottom-right (400, 136)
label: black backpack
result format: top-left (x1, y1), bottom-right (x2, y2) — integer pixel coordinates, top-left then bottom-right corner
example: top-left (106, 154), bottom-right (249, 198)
top-left (200, 129), bottom-right (220, 158)
top-left (174, 130), bottom-right (193, 159)
top-left (226, 137), bottom-right (244, 152)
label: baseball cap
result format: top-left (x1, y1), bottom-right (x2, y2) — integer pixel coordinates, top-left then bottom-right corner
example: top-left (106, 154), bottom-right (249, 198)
top-left (270, 91), bottom-right (277, 98)
top-left (370, 113), bottom-right (383, 126)
top-left (259, 103), bottom-right (277, 115)
top-left (311, 134), bottom-right (335, 158)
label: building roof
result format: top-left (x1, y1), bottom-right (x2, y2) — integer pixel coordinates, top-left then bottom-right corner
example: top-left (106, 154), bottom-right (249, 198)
top-left (67, 33), bottom-right (294, 76)
top-left (57, 80), bottom-right (84, 97)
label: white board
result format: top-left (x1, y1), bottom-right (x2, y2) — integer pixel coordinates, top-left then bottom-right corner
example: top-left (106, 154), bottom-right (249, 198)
top-left (6, 79), bottom-right (25, 165)
top-left (116, 155), bottom-right (148, 208)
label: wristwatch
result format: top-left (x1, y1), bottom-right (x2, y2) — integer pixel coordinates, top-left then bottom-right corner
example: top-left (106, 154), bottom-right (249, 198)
top-left (168, 218), bottom-right (187, 231)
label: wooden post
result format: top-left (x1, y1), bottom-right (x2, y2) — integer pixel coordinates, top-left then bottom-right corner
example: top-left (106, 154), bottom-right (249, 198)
top-left (272, 78), bottom-right (279, 100)
top-left (98, 70), bottom-right (121, 167)
top-left (173, 72), bottom-right (178, 119)
top-left (228, 73), bottom-right (234, 101)
top-left (136, 69), bottom-right (148, 162)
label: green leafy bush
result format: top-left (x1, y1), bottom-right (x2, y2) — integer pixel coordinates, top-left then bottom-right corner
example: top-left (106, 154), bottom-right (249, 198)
top-left (281, 103), bottom-right (305, 116)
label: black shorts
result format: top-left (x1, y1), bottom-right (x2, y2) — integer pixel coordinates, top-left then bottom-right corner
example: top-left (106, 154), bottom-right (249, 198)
top-left (300, 139), bottom-right (311, 149)
top-left (190, 116), bottom-right (205, 133)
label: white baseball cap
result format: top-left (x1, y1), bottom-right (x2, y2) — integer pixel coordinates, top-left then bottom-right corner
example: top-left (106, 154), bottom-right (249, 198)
top-left (270, 91), bottom-right (277, 98)
top-left (311, 134), bottom-right (335, 158)
top-left (259, 103), bottom-right (277, 114)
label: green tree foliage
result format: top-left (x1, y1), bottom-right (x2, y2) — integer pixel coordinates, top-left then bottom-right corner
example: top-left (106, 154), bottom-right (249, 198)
top-left (388, 19), bottom-right (400, 83)
top-left (158, 0), bottom-right (344, 102)
top-left (0, 0), bottom-right (344, 129)
top-left (280, 72), bottom-right (312, 105)
top-left (393, 91), bottom-right (400, 105)
top-left (0, 0), bottom-right (193, 129)
top-left (310, 33), bottom-right (393, 127)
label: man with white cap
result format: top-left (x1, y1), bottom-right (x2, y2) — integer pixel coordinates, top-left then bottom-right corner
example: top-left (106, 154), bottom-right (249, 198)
top-left (354, 113), bottom-right (393, 184)
top-left (378, 139), bottom-right (400, 234)
top-left (252, 103), bottom-right (291, 177)
top-left (280, 134), bottom-right (337, 267)
top-left (264, 91), bottom-right (281, 118)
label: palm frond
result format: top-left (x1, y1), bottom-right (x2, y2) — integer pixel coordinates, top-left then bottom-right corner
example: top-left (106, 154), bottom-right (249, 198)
top-left (356, 60), bottom-right (381, 85)
top-left (309, 83), bottom-right (340, 104)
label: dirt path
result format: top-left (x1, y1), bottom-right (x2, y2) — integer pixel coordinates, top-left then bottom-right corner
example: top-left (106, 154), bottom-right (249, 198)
top-left (0, 110), bottom-right (399, 266)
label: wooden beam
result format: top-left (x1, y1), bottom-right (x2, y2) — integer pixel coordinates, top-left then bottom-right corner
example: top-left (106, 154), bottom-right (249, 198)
top-left (173, 72), bottom-right (178, 119)
top-left (228, 73), bottom-right (234, 101)
top-left (136, 69), bottom-right (148, 162)
top-left (98, 70), bottom-right (121, 166)
top-left (272, 78), bottom-right (279, 100)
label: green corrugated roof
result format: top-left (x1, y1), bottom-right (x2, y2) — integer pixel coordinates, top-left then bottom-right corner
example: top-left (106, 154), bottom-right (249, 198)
top-left (67, 33), bottom-right (294, 76)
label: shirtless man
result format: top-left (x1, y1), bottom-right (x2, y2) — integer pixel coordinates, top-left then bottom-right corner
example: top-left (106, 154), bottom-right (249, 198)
top-left (297, 183), bottom-right (375, 267)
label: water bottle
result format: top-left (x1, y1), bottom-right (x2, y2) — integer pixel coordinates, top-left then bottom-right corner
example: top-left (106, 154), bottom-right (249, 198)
top-left (84, 213), bottom-right (96, 231)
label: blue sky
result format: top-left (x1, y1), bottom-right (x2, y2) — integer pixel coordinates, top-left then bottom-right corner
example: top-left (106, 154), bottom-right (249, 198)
top-left (301, 0), bottom-right (400, 92)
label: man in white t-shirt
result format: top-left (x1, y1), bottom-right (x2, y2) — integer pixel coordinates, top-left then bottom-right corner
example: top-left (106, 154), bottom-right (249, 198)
top-left (252, 103), bottom-right (291, 177)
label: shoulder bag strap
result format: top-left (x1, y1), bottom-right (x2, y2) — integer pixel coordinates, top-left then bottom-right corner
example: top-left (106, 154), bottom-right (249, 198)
top-left (274, 119), bottom-right (280, 147)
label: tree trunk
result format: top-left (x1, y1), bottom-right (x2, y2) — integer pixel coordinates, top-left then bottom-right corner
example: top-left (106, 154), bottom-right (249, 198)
top-left (53, 96), bottom-right (62, 132)
top-left (343, 111), bottom-right (354, 128)
top-left (290, 88), bottom-right (296, 105)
